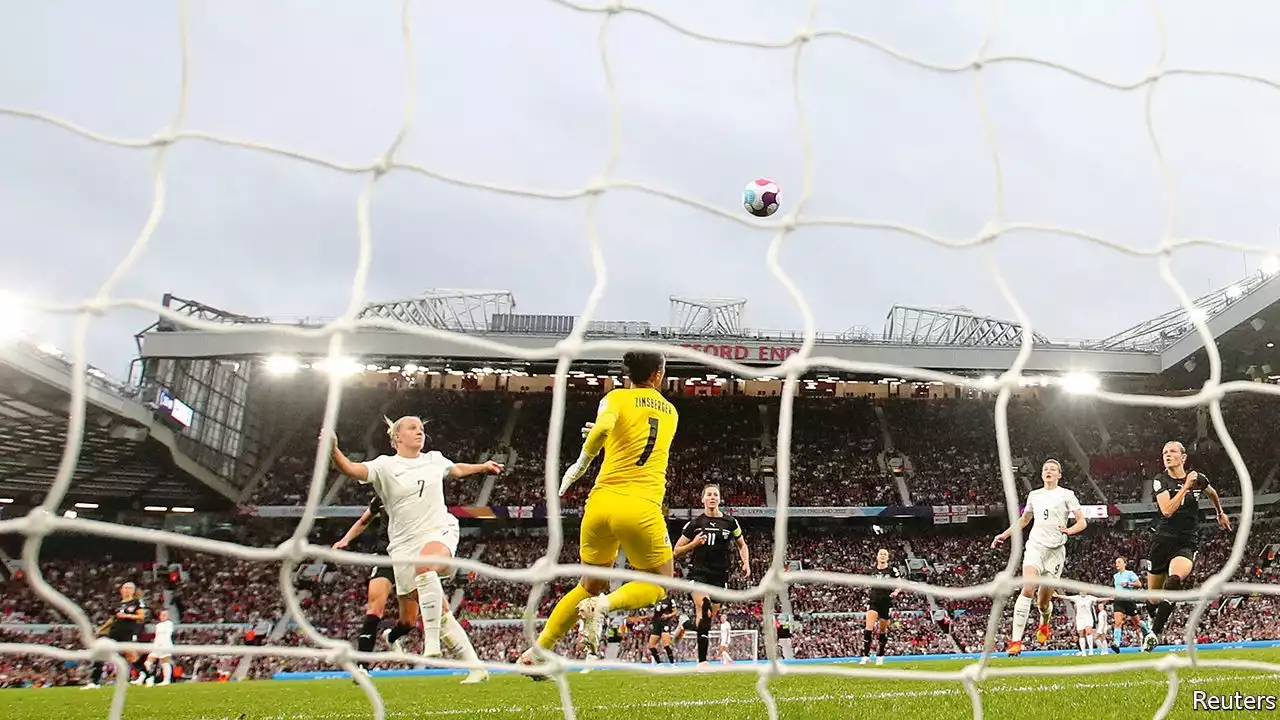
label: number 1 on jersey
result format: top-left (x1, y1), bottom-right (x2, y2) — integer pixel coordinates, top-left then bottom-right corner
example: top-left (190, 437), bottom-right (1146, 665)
top-left (636, 417), bottom-right (660, 466)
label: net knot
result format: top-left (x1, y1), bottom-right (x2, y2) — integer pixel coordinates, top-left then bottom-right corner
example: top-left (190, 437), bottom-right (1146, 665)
top-left (994, 568), bottom-right (1018, 592)
top-left (24, 507), bottom-right (56, 538)
top-left (603, 0), bottom-right (624, 14)
top-left (328, 642), bottom-right (356, 667)
top-left (582, 177), bottom-right (608, 196)
top-left (554, 336), bottom-right (584, 358)
top-left (793, 30), bottom-right (813, 45)
top-left (277, 536), bottom-right (307, 563)
top-left (83, 297), bottom-right (111, 317)
top-left (960, 662), bottom-right (984, 684)
top-left (976, 220), bottom-right (1001, 245)
top-left (88, 637), bottom-right (119, 662)
top-left (1201, 575), bottom-right (1227, 600)
top-left (373, 154), bottom-right (393, 176)
top-left (1156, 653), bottom-right (1188, 673)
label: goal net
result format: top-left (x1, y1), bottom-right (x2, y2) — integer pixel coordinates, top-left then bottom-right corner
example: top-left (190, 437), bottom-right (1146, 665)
top-left (726, 629), bottom-right (760, 663)
top-left (2, 1), bottom-right (1280, 720)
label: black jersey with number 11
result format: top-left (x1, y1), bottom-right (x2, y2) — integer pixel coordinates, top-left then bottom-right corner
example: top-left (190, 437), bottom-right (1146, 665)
top-left (681, 513), bottom-right (742, 575)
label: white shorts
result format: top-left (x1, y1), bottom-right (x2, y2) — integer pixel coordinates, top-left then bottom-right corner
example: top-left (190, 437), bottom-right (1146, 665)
top-left (148, 647), bottom-right (172, 660)
top-left (389, 523), bottom-right (459, 597)
top-left (1021, 541), bottom-right (1066, 578)
top-left (1075, 612), bottom-right (1094, 633)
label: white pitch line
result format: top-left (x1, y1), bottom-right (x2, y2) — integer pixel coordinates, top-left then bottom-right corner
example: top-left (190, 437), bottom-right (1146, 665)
top-left (189, 671), bottom-right (1280, 719)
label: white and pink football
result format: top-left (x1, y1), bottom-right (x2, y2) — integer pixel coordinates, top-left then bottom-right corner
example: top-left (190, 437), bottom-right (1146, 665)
top-left (742, 177), bottom-right (780, 218)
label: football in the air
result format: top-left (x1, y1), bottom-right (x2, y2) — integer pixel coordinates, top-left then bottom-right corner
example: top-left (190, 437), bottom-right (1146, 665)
top-left (743, 177), bottom-right (780, 217)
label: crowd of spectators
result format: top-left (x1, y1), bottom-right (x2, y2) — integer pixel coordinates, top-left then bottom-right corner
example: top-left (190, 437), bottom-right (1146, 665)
top-left (237, 386), bottom-right (1280, 513)
top-left (3, 511), bottom-right (1277, 686)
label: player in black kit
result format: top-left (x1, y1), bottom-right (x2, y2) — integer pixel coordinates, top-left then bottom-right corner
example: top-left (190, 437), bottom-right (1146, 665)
top-left (861, 548), bottom-right (903, 665)
top-left (674, 484), bottom-right (750, 668)
top-left (1142, 441), bottom-right (1231, 652)
top-left (333, 494), bottom-right (397, 667)
top-left (646, 596), bottom-right (678, 663)
top-left (85, 582), bottom-right (148, 689)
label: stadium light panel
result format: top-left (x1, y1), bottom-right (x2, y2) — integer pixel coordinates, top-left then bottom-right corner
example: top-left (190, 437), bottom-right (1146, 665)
top-left (1264, 255), bottom-right (1280, 277)
top-left (63, 510), bottom-right (76, 519)
top-left (1226, 284), bottom-right (1243, 300)
top-left (0, 498), bottom-right (14, 504)
top-left (0, 291), bottom-right (26, 340)
top-left (402, 363), bottom-right (419, 374)
top-left (1060, 372), bottom-right (1100, 395)
top-left (170, 507), bottom-right (195, 513)
top-left (37, 343), bottom-right (62, 356)
top-left (316, 357), bottom-right (362, 376)
top-left (144, 506), bottom-right (168, 512)
top-left (73, 502), bottom-right (99, 509)
top-left (265, 355), bottom-right (300, 375)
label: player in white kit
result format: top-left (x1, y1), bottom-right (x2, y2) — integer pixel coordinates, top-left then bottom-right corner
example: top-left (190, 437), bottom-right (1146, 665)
top-left (143, 610), bottom-right (175, 686)
top-left (1055, 592), bottom-right (1108, 655)
top-left (992, 459), bottom-right (1087, 656)
top-left (717, 615), bottom-right (733, 664)
top-left (329, 416), bottom-right (501, 671)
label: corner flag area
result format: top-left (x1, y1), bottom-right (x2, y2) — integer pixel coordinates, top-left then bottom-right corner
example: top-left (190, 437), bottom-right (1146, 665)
top-left (9, 645), bottom-right (1280, 720)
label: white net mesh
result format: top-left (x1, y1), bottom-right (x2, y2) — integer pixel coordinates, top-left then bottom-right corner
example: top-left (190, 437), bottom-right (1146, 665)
top-left (4, 0), bottom-right (1280, 719)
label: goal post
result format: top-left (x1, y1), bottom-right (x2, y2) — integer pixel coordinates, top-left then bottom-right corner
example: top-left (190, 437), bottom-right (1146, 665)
top-left (727, 629), bottom-right (760, 663)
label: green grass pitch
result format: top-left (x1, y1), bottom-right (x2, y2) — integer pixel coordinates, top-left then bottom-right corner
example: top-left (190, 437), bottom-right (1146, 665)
top-left (7, 648), bottom-right (1280, 720)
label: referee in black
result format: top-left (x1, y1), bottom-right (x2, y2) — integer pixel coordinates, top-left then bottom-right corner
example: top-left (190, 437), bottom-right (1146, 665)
top-left (85, 582), bottom-right (147, 688)
top-left (1142, 441), bottom-right (1231, 652)
top-left (674, 484), bottom-right (750, 668)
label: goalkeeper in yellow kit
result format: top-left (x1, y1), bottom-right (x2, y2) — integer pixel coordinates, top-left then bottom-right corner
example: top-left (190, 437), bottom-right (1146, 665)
top-left (521, 350), bottom-right (678, 667)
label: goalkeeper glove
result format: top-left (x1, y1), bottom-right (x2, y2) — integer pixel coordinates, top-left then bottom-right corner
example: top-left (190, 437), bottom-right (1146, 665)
top-left (559, 452), bottom-right (591, 496)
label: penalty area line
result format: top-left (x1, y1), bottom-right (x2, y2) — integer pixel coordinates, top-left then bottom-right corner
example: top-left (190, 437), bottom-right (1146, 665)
top-left (213, 672), bottom-right (1280, 719)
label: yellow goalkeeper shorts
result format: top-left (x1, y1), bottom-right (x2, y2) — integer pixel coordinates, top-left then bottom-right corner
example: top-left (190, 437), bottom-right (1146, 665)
top-left (579, 488), bottom-right (672, 570)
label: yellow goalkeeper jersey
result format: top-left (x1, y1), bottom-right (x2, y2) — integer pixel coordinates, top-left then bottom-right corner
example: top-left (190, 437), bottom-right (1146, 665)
top-left (591, 387), bottom-right (678, 505)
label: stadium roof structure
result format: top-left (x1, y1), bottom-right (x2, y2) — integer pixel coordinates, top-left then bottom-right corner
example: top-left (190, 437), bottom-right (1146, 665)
top-left (134, 271), bottom-right (1280, 380)
top-left (884, 305), bottom-right (1051, 348)
top-left (0, 340), bottom-right (238, 510)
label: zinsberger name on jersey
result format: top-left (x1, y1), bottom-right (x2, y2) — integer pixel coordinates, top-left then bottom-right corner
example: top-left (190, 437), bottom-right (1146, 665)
top-left (361, 451), bottom-right (457, 550)
top-left (1026, 486), bottom-right (1082, 549)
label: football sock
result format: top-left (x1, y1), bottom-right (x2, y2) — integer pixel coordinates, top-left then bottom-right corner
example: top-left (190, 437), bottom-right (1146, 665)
top-left (441, 611), bottom-right (481, 665)
top-left (696, 614), bottom-right (712, 663)
top-left (357, 613), bottom-right (381, 654)
top-left (1153, 575), bottom-right (1183, 636)
top-left (387, 622), bottom-right (413, 646)
top-left (1012, 595), bottom-right (1033, 642)
top-left (605, 581), bottom-right (666, 612)
top-left (414, 570), bottom-right (444, 657)
top-left (537, 584), bottom-right (592, 650)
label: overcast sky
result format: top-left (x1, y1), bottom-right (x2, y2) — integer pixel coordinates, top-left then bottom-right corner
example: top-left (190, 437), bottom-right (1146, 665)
top-left (3, 0), bottom-right (1280, 377)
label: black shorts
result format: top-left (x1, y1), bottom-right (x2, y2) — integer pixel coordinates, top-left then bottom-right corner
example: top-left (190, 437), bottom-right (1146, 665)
top-left (369, 563), bottom-right (395, 585)
top-left (1149, 535), bottom-right (1198, 576)
top-left (649, 621), bottom-right (671, 637)
top-left (108, 627), bottom-right (139, 643)
top-left (1112, 600), bottom-right (1139, 617)
top-left (688, 568), bottom-right (729, 602)
top-left (869, 596), bottom-right (892, 619)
